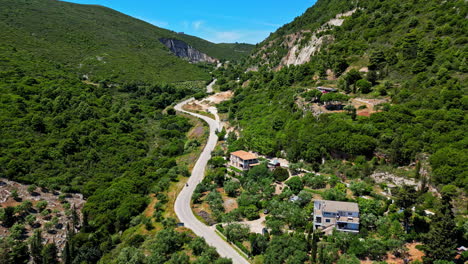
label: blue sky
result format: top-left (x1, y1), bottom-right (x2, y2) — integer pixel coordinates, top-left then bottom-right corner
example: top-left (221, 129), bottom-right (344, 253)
top-left (65, 0), bottom-right (317, 44)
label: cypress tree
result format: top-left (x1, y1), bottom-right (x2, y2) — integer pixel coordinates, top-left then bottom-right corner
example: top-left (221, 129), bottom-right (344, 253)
top-left (423, 195), bottom-right (458, 262)
top-left (41, 243), bottom-right (58, 264)
top-left (30, 230), bottom-right (43, 264)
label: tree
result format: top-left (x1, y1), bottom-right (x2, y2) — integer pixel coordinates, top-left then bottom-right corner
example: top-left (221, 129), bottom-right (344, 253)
top-left (27, 184), bottom-right (37, 194)
top-left (343, 69), bottom-right (362, 93)
top-left (224, 180), bottom-right (240, 197)
top-left (423, 196), bottom-right (458, 262)
top-left (394, 185), bottom-right (417, 209)
top-left (369, 50), bottom-right (386, 70)
top-left (11, 189), bottom-right (19, 201)
top-left (323, 186), bottom-right (347, 201)
top-left (42, 243), bottom-right (58, 264)
top-left (356, 79), bottom-right (372, 94)
top-left (249, 234), bottom-right (269, 256)
top-left (264, 235), bottom-right (308, 264)
top-left (349, 181), bottom-right (372, 196)
top-left (303, 174), bottom-right (326, 189)
top-left (273, 167), bottom-right (289, 182)
top-left (1, 207), bottom-right (16, 227)
top-left (62, 240), bottom-right (72, 264)
top-left (36, 201), bottom-right (48, 212)
top-left (297, 190), bottom-right (312, 206)
top-left (224, 224), bottom-right (250, 242)
top-left (243, 205), bottom-right (259, 220)
top-left (7, 240), bottom-right (29, 264)
top-left (366, 70), bottom-right (378, 85)
top-left (117, 247), bottom-right (145, 264)
top-left (209, 157), bottom-right (226, 168)
top-left (343, 105), bottom-right (357, 120)
top-left (394, 185), bottom-right (417, 232)
top-left (189, 237), bottom-right (207, 256)
top-left (337, 254), bottom-right (360, 264)
top-left (285, 177), bottom-right (303, 194)
top-left (440, 185), bottom-right (458, 198)
top-left (30, 230), bottom-right (43, 264)
top-left (167, 252), bottom-right (189, 264)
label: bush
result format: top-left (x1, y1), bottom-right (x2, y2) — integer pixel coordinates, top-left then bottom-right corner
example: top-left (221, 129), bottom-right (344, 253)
top-left (285, 177), bottom-right (304, 194)
top-left (350, 181), bottom-right (372, 196)
top-left (322, 187), bottom-right (347, 201)
top-left (242, 205), bottom-right (259, 220)
top-left (224, 180), bottom-right (240, 197)
top-left (273, 167), bottom-right (289, 182)
top-left (224, 223), bottom-right (250, 242)
top-left (356, 79), bottom-right (372, 94)
top-left (303, 173), bottom-right (326, 189)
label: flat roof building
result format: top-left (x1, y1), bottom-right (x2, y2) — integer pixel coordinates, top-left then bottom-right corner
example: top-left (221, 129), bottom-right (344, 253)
top-left (313, 200), bottom-right (360, 235)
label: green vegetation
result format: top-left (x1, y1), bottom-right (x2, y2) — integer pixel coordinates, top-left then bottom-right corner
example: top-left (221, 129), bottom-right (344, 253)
top-left (206, 0), bottom-right (467, 263)
top-left (0, 33), bottom-right (210, 260)
top-left (198, 154), bottom-right (465, 263)
top-left (0, 0), bottom-right (251, 84)
top-left (0, 0), bottom-right (467, 263)
top-left (175, 34), bottom-right (255, 61)
top-left (219, 0), bottom-right (467, 191)
top-left (0, 1), bottom-right (237, 262)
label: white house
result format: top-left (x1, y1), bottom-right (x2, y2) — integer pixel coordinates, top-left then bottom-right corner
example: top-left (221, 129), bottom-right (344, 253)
top-left (229, 151), bottom-right (259, 171)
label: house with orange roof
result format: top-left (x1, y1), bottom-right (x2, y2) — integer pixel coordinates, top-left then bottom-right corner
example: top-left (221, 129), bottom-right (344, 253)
top-left (229, 150), bottom-right (260, 171)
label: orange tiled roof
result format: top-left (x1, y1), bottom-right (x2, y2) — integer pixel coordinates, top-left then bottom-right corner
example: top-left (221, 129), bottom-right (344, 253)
top-left (231, 150), bottom-right (258, 160)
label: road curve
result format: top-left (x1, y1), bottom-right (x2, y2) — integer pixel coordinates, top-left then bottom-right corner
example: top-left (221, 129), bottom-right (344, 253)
top-left (174, 98), bottom-right (249, 264)
top-left (206, 79), bottom-right (217, 93)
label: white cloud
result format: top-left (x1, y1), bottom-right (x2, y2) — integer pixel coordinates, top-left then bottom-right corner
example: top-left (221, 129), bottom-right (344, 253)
top-left (206, 29), bottom-right (271, 44)
top-left (152, 20), bottom-right (169, 28)
top-left (136, 16), bottom-right (169, 28)
top-left (189, 20), bottom-right (271, 43)
top-left (192, 20), bottom-right (204, 30)
top-left (213, 31), bottom-right (243, 43)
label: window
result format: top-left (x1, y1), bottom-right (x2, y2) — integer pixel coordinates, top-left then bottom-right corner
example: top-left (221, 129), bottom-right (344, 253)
top-left (348, 212), bottom-right (352, 216)
top-left (325, 219), bottom-right (331, 223)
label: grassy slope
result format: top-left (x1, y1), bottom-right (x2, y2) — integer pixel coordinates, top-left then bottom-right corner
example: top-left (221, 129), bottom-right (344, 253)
top-left (0, 0), bottom-right (251, 84)
top-left (227, 0), bottom-right (467, 189)
top-left (176, 33), bottom-right (255, 61)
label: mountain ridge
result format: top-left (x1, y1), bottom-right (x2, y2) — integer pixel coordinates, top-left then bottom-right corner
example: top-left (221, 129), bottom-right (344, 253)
top-left (0, 0), bottom-right (254, 84)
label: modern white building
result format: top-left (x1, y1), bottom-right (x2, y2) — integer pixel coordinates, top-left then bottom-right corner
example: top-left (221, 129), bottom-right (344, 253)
top-left (313, 200), bottom-right (360, 234)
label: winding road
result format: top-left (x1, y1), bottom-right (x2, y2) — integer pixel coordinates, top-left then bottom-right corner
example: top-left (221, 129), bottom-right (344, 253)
top-left (174, 95), bottom-right (249, 264)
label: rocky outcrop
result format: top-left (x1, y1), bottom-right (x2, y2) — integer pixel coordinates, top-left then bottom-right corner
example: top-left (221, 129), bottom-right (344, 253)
top-left (251, 9), bottom-right (357, 70)
top-left (281, 9), bottom-right (357, 67)
top-left (159, 38), bottom-right (218, 63)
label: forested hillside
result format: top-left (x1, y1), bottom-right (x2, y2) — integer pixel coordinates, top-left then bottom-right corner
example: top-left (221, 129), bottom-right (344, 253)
top-left (0, 1), bottom-right (237, 263)
top-left (176, 34), bottom-right (255, 62)
top-left (0, 0), bottom-right (252, 84)
top-left (220, 0), bottom-right (467, 191)
top-left (206, 1), bottom-right (467, 263)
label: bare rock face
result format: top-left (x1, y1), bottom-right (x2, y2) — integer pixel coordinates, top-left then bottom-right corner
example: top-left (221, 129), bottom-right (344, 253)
top-left (159, 38), bottom-right (218, 63)
top-left (250, 9), bottom-right (357, 70)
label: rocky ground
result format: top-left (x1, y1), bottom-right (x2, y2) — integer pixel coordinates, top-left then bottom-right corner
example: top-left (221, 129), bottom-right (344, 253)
top-left (0, 178), bottom-right (85, 251)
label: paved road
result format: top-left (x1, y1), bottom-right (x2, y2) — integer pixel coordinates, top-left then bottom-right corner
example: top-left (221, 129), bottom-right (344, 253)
top-left (206, 79), bottom-right (217, 93)
top-left (174, 98), bottom-right (249, 264)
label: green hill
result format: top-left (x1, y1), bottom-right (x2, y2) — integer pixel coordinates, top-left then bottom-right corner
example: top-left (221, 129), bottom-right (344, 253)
top-left (0, 1), bottom-right (240, 263)
top-left (218, 0), bottom-right (467, 190)
top-left (175, 33), bottom-right (255, 61)
top-left (0, 0), bottom-right (252, 84)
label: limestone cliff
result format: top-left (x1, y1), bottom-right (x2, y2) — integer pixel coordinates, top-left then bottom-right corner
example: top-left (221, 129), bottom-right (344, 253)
top-left (249, 9), bottom-right (356, 70)
top-left (159, 38), bottom-right (218, 63)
